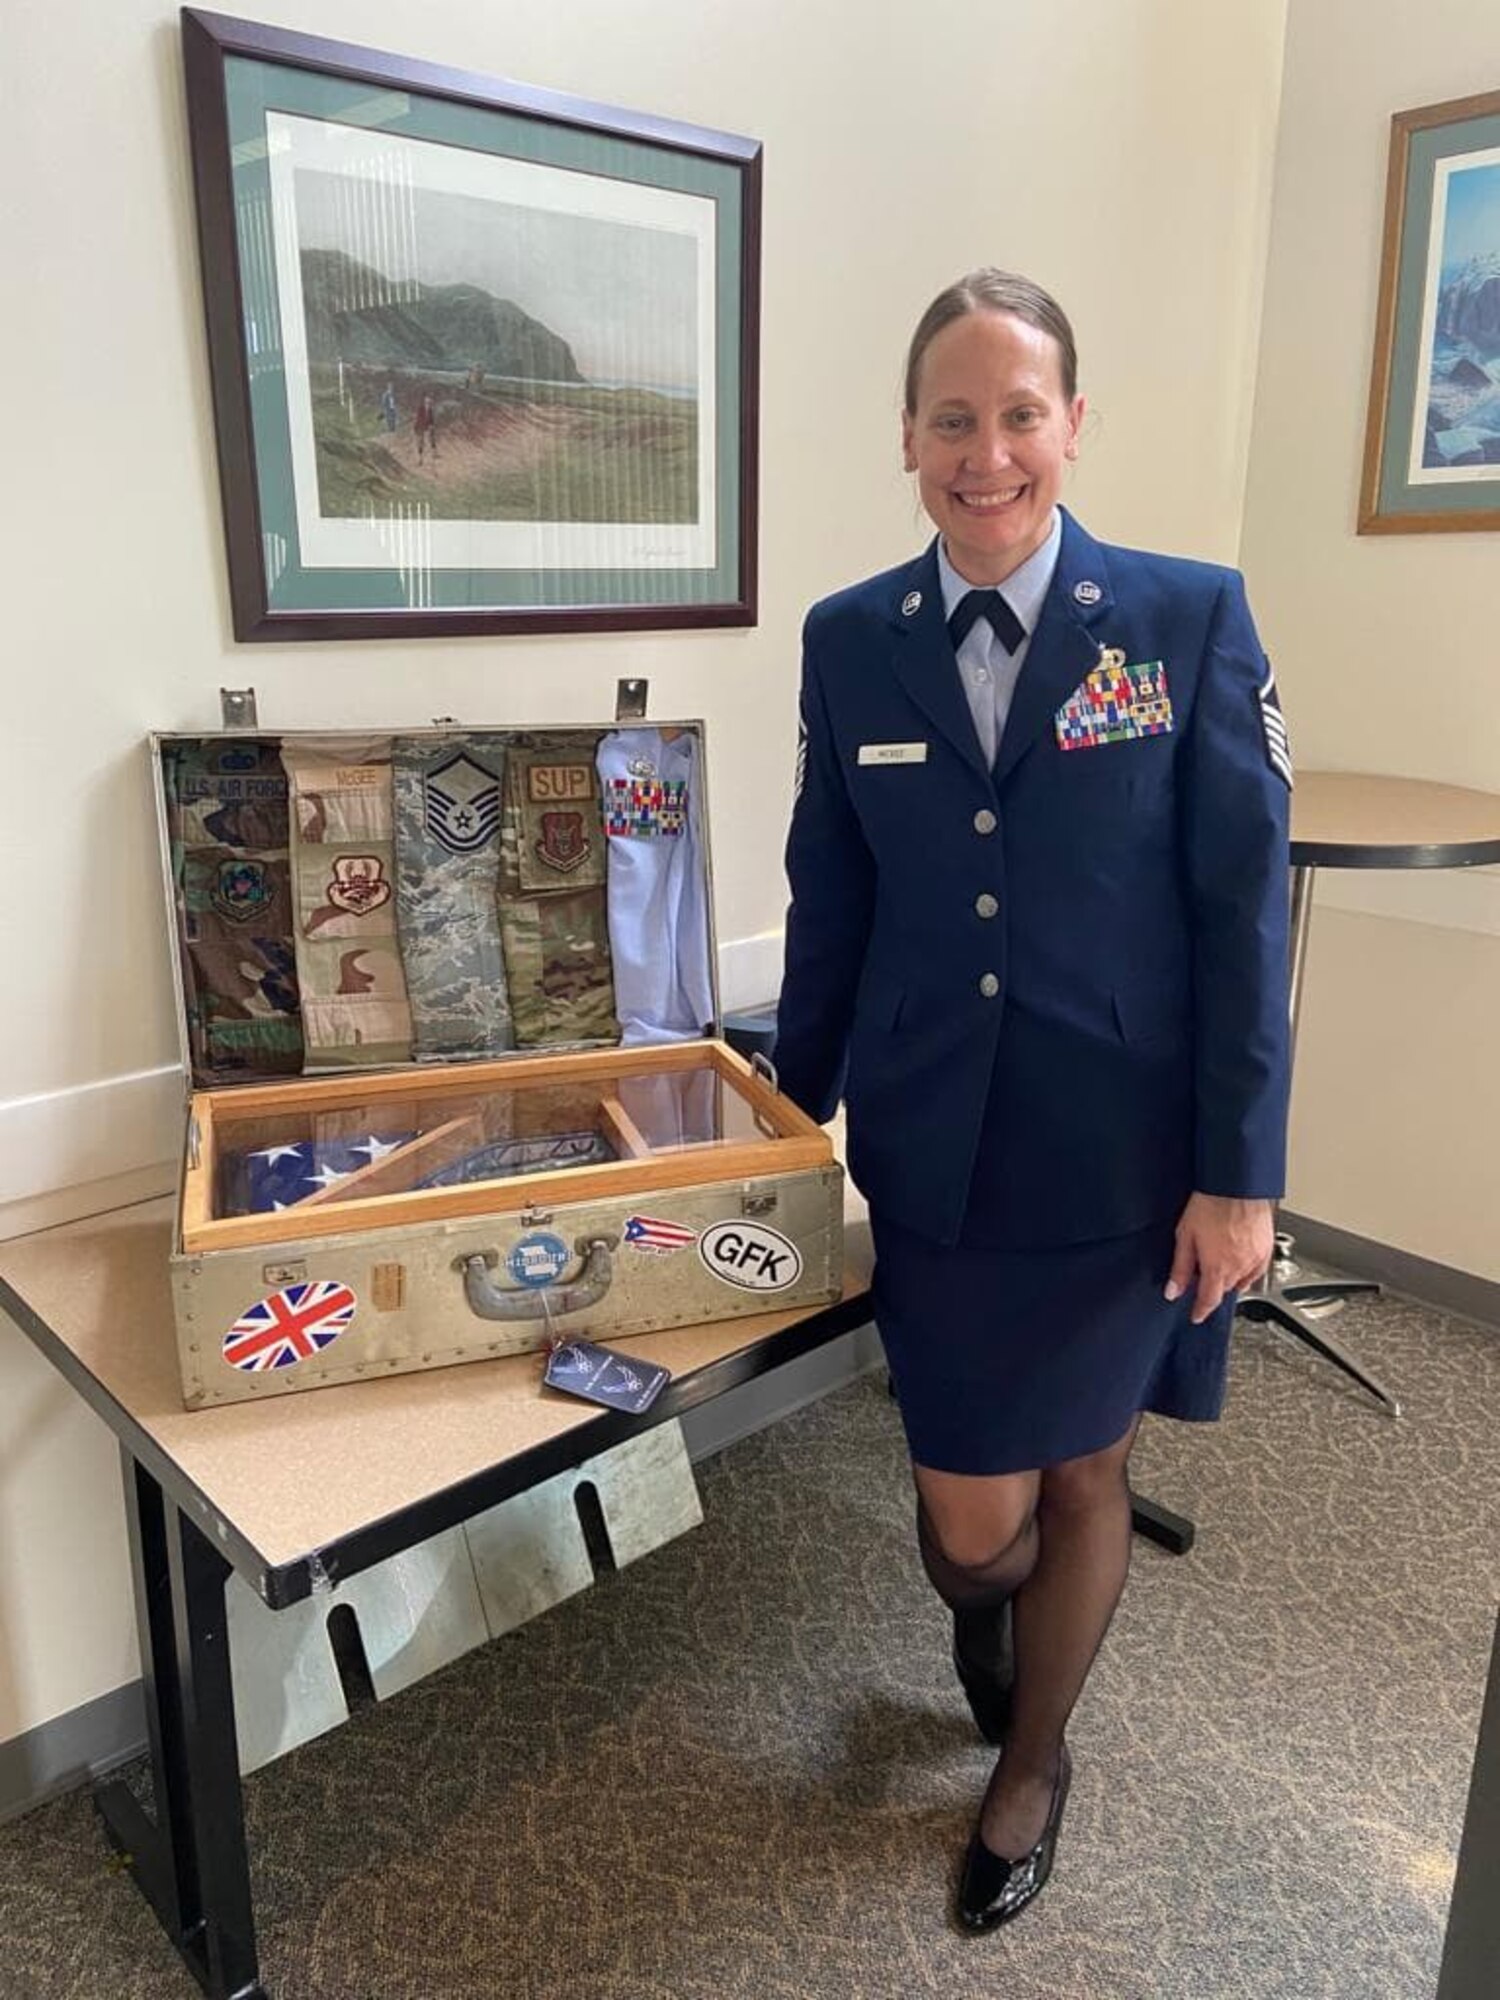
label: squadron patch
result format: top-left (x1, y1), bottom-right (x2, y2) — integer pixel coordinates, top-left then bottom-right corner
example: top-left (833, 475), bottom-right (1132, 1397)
top-left (1259, 665), bottom-right (1293, 789)
top-left (423, 751), bottom-right (500, 854)
top-left (534, 809), bottom-right (592, 872)
top-left (211, 858), bottom-right (275, 924)
top-left (1056, 657), bottom-right (1173, 751)
top-left (325, 854), bottom-right (393, 914)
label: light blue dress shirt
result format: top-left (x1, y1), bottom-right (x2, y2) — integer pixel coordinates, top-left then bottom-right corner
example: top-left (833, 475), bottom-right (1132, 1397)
top-left (937, 510), bottom-right (1063, 768)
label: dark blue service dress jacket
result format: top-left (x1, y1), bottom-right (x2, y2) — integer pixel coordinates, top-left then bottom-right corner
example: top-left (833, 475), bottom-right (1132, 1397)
top-left (775, 509), bottom-right (1292, 1250)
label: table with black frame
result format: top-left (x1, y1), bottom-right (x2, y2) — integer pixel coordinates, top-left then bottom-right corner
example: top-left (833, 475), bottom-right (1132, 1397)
top-left (0, 1188), bottom-right (1198, 2000)
top-left (0, 1199), bottom-right (878, 2000)
top-left (1235, 771), bottom-right (1500, 1414)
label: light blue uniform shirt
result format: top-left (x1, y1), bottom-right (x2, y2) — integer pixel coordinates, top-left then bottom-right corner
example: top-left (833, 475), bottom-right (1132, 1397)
top-left (937, 510), bottom-right (1063, 769)
top-left (596, 727), bottom-right (714, 1046)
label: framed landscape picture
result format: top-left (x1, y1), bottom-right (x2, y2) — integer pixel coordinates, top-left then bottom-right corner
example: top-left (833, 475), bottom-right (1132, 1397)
top-left (1360, 86), bottom-right (1500, 534)
top-left (181, 9), bottom-right (761, 638)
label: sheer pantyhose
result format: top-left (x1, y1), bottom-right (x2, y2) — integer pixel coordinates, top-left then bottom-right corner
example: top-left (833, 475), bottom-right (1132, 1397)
top-left (915, 1419), bottom-right (1139, 1859)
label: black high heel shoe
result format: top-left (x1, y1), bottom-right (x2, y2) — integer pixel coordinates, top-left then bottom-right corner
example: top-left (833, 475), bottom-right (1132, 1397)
top-left (952, 1603), bottom-right (1014, 1746)
top-left (956, 1742), bottom-right (1072, 1932)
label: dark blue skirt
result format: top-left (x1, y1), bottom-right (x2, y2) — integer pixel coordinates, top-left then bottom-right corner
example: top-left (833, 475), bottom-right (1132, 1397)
top-left (871, 1210), bottom-right (1234, 1476)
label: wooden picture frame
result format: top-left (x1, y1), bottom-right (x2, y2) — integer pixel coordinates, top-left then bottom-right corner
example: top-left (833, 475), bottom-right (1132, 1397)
top-left (180, 9), bottom-right (762, 636)
top-left (1359, 87), bottom-right (1500, 534)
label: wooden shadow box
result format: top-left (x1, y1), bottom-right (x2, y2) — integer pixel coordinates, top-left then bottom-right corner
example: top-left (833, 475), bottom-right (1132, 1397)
top-left (154, 723), bottom-right (842, 1407)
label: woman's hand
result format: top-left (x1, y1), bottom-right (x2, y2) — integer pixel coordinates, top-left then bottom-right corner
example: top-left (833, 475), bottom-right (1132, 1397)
top-left (1165, 1192), bottom-right (1275, 1324)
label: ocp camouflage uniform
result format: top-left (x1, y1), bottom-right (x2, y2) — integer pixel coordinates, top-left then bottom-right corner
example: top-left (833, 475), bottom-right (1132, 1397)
top-left (164, 740), bottom-right (304, 1081)
top-left (497, 735), bottom-right (618, 1046)
top-left (393, 734), bottom-right (516, 1061)
top-left (283, 739), bottom-right (414, 1070)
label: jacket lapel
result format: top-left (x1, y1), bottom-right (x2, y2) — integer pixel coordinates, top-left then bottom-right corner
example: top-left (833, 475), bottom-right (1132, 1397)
top-left (883, 544), bottom-right (992, 784)
top-left (992, 510), bottom-right (1116, 790)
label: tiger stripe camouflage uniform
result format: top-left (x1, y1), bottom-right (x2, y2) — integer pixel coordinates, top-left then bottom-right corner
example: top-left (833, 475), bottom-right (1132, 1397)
top-left (392, 735), bottom-right (516, 1061)
top-left (596, 727), bottom-right (713, 1045)
top-left (282, 739), bottom-right (414, 1069)
top-left (497, 734), bottom-right (618, 1046)
top-left (164, 739), bottom-right (303, 1080)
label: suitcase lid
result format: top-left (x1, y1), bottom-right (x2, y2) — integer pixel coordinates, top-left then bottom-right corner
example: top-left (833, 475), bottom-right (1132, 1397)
top-left (151, 701), bottom-right (722, 1095)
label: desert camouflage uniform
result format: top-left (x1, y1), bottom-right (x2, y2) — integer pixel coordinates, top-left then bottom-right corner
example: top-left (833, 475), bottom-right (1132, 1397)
top-left (392, 735), bottom-right (516, 1061)
top-left (283, 739), bottom-right (414, 1069)
top-left (497, 734), bottom-right (618, 1046)
top-left (164, 739), bottom-right (303, 1081)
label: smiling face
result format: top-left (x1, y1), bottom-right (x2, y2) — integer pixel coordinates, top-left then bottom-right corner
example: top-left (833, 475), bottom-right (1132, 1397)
top-left (902, 308), bottom-right (1084, 586)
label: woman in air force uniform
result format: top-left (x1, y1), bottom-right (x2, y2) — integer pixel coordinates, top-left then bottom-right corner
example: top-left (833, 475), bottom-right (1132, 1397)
top-left (774, 270), bottom-right (1292, 1931)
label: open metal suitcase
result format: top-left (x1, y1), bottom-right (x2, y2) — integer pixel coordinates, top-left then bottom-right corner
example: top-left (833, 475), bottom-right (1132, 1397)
top-left (154, 704), bottom-right (842, 1408)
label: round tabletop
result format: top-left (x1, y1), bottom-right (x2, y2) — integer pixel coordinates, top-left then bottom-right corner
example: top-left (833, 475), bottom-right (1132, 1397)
top-left (1290, 771), bottom-right (1500, 870)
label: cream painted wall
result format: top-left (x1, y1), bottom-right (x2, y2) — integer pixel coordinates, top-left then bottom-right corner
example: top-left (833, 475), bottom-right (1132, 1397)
top-left (0, 0), bottom-right (1288, 1744)
top-left (1240, 0), bottom-right (1500, 1279)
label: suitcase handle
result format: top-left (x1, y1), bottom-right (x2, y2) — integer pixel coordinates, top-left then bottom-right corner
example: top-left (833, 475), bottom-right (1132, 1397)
top-left (459, 1234), bottom-right (618, 1321)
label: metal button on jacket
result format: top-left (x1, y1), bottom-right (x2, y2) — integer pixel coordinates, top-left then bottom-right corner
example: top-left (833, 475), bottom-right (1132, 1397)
top-left (975, 893), bottom-right (999, 919)
top-left (973, 808), bottom-right (997, 835)
top-left (978, 973), bottom-right (1000, 998)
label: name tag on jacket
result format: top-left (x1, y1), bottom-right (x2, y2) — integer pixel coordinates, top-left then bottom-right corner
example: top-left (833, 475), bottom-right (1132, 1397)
top-left (1056, 652), bottom-right (1173, 752)
top-left (857, 742), bottom-right (928, 766)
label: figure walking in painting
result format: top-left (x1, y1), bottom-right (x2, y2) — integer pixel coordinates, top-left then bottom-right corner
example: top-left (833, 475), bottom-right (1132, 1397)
top-left (380, 380), bottom-right (398, 434)
top-left (414, 392), bottom-right (438, 463)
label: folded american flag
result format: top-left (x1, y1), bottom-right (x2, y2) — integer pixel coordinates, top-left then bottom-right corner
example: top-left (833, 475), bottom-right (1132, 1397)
top-left (222, 1132), bottom-right (413, 1214)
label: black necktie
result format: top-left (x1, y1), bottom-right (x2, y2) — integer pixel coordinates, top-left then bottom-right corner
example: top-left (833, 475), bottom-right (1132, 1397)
top-left (948, 588), bottom-right (1026, 654)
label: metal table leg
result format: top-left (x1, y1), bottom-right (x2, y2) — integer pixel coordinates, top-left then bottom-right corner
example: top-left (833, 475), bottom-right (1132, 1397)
top-left (1237, 862), bottom-right (1400, 1418)
top-left (96, 1448), bottom-right (267, 2000)
top-left (1128, 1494), bottom-right (1196, 1555)
top-left (1236, 1266), bottom-right (1398, 1417)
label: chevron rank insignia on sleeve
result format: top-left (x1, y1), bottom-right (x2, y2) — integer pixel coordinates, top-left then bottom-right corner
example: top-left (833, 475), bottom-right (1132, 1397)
top-left (794, 713), bottom-right (808, 801)
top-left (1258, 665), bottom-right (1293, 789)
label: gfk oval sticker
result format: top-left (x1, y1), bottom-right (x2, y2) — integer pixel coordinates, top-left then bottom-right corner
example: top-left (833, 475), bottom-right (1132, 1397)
top-left (698, 1220), bottom-right (803, 1293)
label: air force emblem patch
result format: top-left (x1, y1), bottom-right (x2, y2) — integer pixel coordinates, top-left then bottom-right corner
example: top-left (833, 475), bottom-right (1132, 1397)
top-left (424, 752), bottom-right (501, 854)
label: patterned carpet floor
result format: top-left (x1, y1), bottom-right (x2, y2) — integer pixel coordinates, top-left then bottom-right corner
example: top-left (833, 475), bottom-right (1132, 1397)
top-left (1, 1286), bottom-right (1496, 2000)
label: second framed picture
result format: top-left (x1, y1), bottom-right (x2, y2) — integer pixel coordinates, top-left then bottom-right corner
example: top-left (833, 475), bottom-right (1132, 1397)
top-left (1360, 86), bottom-right (1500, 535)
top-left (181, 9), bottom-right (761, 638)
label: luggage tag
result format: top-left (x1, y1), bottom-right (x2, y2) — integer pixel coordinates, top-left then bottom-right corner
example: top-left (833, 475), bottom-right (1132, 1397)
top-left (537, 1286), bottom-right (671, 1415)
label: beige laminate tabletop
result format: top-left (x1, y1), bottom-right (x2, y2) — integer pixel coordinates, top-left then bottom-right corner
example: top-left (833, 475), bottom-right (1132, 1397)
top-left (0, 1198), bottom-right (873, 1599)
top-left (1290, 771), bottom-right (1500, 868)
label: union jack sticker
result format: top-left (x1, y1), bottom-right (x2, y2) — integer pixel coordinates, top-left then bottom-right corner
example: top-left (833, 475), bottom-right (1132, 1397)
top-left (222, 1281), bottom-right (357, 1373)
top-left (1258, 665), bottom-right (1293, 789)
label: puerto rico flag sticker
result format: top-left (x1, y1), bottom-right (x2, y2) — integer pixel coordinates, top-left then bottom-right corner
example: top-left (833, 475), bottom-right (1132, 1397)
top-left (623, 1214), bottom-right (698, 1255)
top-left (222, 1281), bottom-right (357, 1373)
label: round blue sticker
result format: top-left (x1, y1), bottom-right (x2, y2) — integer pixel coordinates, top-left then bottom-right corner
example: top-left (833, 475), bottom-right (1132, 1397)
top-left (506, 1232), bottom-right (571, 1289)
